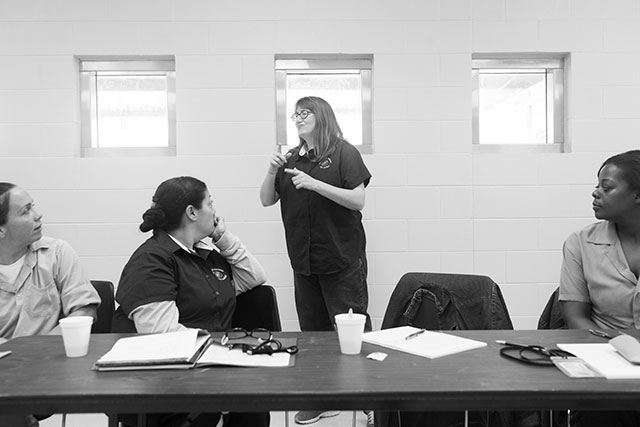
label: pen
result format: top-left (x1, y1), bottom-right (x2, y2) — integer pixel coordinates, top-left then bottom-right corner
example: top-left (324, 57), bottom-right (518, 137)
top-left (589, 329), bottom-right (615, 339)
top-left (495, 340), bottom-right (528, 348)
top-left (405, 329), bottom-right (426, 340)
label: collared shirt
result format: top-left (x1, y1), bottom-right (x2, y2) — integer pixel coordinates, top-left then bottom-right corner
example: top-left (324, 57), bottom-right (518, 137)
top-left (559, 221), bottom-right (640, 329)
top-left (0, 237), bottom-right (100, 339)
top-left (275, 139), bottom-right (371, 275)
top-left (116, 229), bottom-right (266, 333)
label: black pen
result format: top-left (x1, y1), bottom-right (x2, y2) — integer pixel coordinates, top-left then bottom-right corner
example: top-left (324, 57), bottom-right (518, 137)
top-left (405, 329), bottom-right (426, 340)
top-left (589, 329), bottom-right (615, 339)
top-left (495, 340), bottom-right (528, 348)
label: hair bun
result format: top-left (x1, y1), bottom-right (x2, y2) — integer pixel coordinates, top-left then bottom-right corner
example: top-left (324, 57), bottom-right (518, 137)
top-left (140, 207), bottom-right (168, 232)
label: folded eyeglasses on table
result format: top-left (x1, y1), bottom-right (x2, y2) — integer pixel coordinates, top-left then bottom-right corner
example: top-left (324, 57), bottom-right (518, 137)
top-left (220, 328), bottom-right (298, 355)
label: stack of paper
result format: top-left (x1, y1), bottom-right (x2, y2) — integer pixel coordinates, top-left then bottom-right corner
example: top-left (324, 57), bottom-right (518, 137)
top-left (95, 329), bottom-right (212, 371)
top-left (363, 326), bottom-right (487, 359)
top-left (558, 343), bottom-right (640, 379)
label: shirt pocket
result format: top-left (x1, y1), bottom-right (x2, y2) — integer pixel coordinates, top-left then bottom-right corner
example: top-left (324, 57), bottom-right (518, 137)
top-left (24, 280), bottom-right (60, 318)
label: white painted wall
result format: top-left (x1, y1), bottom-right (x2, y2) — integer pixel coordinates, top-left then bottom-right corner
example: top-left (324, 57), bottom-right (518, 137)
top-left (1, 0), bottom-right (639, 330)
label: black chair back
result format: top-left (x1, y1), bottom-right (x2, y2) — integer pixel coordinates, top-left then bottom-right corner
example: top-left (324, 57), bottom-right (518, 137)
top-left (233, 285), bottom-right (282, 332)
top-left (90, 280), bottom-right (115, 334)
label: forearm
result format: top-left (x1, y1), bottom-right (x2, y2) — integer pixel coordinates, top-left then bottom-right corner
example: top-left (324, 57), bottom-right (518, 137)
top-left (312, 181), bottom-right (365, 211)
top-left (561, 301), bottom-right (599, 329)
top-left (214, 230), bottom-right (267, 294)
top-left (130, 301), bottom-right (189, 334)
top-left (260, 173), bottom-right (279, 206)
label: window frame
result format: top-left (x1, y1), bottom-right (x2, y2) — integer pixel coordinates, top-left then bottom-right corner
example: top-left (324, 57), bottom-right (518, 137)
top-left (78, 56), bottom-right (176, 157)
top-left (275, 54), bottom-right (373, 154)
top-left (472, 54), bottom-right (566, 153)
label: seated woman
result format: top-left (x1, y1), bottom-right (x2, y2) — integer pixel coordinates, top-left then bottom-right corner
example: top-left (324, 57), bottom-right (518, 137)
top-left (115, 176), bottom-right (269, 427)
top-left (560, 150), bottom-right (640, 427)
top-left (0, 182), bottom-right (100, 426)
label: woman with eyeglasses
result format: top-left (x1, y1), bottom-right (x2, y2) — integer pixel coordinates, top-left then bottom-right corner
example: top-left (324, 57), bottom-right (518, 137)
top-left (115, 176), bottom-right (268, 427)
top-left (559, 150), bottom-right (640, 427)
top-left (260, 96), bottom-right (372, 425)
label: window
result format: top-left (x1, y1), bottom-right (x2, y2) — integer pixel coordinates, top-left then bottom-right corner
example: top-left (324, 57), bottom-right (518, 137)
top-left (275, 54), bottom-right (373, 154)
top-left (79, 56), bottom-right (176, 157)
top-left (472, 54), bottom-right (565, 152)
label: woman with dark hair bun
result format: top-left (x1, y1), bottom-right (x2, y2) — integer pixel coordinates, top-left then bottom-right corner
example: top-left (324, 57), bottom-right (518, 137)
top-left (115, 176), bottom-right (268, 427)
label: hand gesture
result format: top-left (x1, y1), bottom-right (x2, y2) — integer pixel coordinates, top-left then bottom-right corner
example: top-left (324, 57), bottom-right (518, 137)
top-left (209, 215), bottom-right (226, 242)
top-left (267, 151), bottom-right (292, 175)
top-left (284, 168), bottom-right (317, 191)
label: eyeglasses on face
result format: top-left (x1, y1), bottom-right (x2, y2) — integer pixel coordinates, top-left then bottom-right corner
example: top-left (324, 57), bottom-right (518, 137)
top-left (290, 110), bottom-right (313, 121)
top-left (220, 328), bottom-right (272, 346)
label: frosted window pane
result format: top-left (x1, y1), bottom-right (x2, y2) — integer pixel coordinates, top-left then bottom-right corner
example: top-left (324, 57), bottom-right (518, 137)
top-left (478, 73), bottom-right (546, 144)
top-left (96, 75), bottom-right (168, 148)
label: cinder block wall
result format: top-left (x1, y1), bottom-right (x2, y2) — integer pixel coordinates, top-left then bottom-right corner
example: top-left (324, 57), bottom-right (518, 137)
top-left (1, 0), bottom-right (639, 330)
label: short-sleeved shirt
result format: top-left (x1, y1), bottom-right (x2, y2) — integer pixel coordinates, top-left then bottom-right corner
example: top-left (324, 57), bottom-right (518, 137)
top-left (559, 221), bottom-right (640, 329)
top-left (0, 237), bottom-right (100, 339)
top-left (274, 139), bottom-right (371, 275)
top-left (116, 230), bottom-right (237, 332)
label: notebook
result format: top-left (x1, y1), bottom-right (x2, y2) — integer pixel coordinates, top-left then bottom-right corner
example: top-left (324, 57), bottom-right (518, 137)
top-left (363, 326), bottom-right (487, 359)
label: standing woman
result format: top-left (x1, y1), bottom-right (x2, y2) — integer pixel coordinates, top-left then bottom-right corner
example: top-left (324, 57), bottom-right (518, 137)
top-left (560, 150), bottom-right (640, 427)
top-left (116, 176), bottom-right (268, 427)
top-left (260, 96), bottom-right (372, 424)
top-left (261, 96), bottom-right (372, 331)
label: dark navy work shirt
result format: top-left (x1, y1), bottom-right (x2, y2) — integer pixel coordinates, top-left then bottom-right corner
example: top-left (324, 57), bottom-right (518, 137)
top-left (116, 230), bottom-right (236, 332)
top-left (275, 139), bottom-right (371, 275)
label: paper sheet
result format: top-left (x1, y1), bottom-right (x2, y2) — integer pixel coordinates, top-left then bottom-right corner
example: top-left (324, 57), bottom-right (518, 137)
top-left (558, 343), bottom-right (640, 379)
top-left (363, 326), bottom-right (487, 359)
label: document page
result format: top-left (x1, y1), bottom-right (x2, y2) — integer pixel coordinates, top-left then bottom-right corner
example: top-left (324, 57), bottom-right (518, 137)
top-left (363, 326), bottom-right (487, 359)
top-left (196, 342), bottom-right (292, 367)
top-left (558, 343), bottom-right (640, 379)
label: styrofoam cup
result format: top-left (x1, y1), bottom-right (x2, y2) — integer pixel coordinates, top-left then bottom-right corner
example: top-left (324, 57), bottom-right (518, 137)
top-left (335, 312), bottom-right (366, 355)
top-left (59, 316), bottom-right (93, 357)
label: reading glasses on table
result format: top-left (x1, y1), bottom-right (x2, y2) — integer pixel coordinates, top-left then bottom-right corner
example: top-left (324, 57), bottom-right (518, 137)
top-left (221, 328), bottom-right (272, 346)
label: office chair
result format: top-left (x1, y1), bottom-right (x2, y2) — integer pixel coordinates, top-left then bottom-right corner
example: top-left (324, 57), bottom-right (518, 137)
top-left (91, 280), bottom-right (115, 334)
top-left (232, 284), bottom-right (282, 332)
top-left (376, 272), bottom-right (517, 427)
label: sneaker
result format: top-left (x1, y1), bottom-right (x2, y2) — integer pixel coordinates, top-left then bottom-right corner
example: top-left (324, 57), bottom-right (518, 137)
top-left (294, 410), bottom-right (340, 425)
top-left (364, 410), bottom-right (374, 427)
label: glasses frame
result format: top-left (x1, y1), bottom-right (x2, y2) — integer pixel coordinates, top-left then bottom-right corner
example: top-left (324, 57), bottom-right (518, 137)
top-left (239, 339), bottom-right (299, 356)
top-left (220, 328), bottom-right (272, 346)
top-left (290, 110), bottom-right (313, 121)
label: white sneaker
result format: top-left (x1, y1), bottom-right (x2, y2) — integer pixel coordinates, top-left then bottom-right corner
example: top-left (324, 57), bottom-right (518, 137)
top-left (294, 410), bottom-right (340, 425)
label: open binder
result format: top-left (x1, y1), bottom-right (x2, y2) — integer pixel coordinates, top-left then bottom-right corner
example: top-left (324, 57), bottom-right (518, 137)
top-left (94, 329), bottom-right (294, 371)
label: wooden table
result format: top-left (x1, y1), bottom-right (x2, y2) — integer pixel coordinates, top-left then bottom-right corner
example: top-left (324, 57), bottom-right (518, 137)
top-left (1, 330), bottom-right (640, 415)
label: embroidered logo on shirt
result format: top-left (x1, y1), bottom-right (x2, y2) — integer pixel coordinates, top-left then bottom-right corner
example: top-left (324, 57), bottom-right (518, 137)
top-left (211, 268), bottom-right (228, 281)
top-left (319, 158), bottom-right (332, 169)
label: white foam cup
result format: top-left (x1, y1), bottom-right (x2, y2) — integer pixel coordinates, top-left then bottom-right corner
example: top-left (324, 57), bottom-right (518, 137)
top-left (59, 316), bottom-right (93, 357)
top-left (335, 312), bottom-right (366, 355)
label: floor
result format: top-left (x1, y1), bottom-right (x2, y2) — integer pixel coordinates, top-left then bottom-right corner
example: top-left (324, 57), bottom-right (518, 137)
top-left (40, 411), bottom-right (370, 427)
